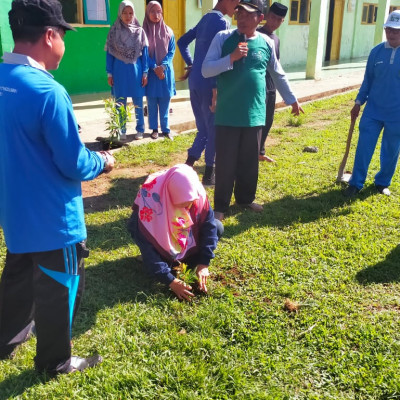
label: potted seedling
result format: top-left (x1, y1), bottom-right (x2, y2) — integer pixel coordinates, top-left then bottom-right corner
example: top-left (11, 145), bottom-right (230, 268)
top-left (98, 97), bottom-right (133, 150)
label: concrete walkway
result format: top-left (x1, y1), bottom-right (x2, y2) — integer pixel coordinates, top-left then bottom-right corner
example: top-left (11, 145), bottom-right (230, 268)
top-left (73, 57), bottom-right (367, 150)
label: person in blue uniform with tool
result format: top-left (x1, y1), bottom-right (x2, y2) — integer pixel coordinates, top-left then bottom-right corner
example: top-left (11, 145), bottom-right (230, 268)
top-left (344, 10), bottom-right (400, 198)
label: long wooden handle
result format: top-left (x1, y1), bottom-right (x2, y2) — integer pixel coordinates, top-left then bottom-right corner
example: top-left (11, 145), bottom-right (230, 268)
top-left (336, 118), bottom-right (356, 182)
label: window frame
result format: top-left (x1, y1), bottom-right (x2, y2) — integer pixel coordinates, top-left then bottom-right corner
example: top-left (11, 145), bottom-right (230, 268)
top-left (61, 0), bottom-right (110, 27)
top-left (288, 0), bottom-right (311, 25)
top-left (361, 3), bottom-right (378, 25)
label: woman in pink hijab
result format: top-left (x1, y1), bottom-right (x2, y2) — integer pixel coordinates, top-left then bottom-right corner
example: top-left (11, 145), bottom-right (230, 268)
top-left (143, 1), bottom-right (176, 140)
top-left (127, 164), bottom-right (223, 301)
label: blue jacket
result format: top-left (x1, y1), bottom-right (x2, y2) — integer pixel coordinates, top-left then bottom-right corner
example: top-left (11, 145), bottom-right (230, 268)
top-left (0, 54), bottom-right (104, 253)
top-left (177, 10), bottom-right (229, 91)
top-left (357, 42), bottom-right (400, 122)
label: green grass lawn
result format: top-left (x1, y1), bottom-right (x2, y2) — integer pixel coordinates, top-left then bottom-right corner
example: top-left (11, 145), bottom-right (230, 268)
top-left (1, 91), bottom-right (400, 399)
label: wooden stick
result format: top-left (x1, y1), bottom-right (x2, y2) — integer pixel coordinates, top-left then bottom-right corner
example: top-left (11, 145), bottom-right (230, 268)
top-left (336, 118), bottom-right (356, 183)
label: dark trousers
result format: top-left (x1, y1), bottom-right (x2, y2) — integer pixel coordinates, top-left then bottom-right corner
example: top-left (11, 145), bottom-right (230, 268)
top-left (260, 91), bottom-right (276, 156)
top-left (0, 242), bottom-right (87, 374)
top-left (214, 125), bottom-right (262, 213)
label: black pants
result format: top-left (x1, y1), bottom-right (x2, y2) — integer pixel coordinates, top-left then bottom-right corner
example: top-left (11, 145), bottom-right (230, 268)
top-left (0, 242), bottom-right (87, 374)
top-left (260, 91), bottom-right (276, 156)
top-left (214, 125), bottom-right (262, 213)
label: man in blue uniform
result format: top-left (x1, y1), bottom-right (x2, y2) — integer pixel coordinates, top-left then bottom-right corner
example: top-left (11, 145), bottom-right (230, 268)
top-left (0, 0), bottom-right (114, 375)
top-left (344, 10), bottom-right (400, 197)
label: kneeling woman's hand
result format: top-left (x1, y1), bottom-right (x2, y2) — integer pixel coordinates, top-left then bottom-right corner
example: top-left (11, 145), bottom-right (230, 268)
top-left (196, 265), bottom-right (210, 293)
top-left (169, 279), bottom-right (195, 301)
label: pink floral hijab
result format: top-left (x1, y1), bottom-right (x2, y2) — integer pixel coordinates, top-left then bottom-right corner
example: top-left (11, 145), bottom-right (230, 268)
top-left (133, 164), bottom-right (209, 261)
top-left (142, 1), bottom-right (173, 65)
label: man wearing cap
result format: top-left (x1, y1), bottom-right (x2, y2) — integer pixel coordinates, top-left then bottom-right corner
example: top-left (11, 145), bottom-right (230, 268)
top-left (257, 2), bottom-right (293, 163)
top-left (344, 10), bottom-right (400, 198)
top-left (202, 0), bottom-right (302, 220)
top-left (0, 0), bottom-right (114, 375)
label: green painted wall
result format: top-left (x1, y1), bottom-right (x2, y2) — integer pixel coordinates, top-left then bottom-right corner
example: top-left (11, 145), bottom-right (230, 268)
top-left (0, 0), bottom-right (13, 54)
top-left (52, 27), bottom-right (110, 94)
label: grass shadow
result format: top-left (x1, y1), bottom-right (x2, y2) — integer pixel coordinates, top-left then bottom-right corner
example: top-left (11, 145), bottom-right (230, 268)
top-left (356, 244), bottom-right (400, 284)
top-left (84, 175), bottom-right (146, 213)
top-left (0, 369), bottom-right (51, 400)
top-left (73, 256), bottom-right (169, 336)
top-left (224, 185), bottom-right (375, 237)
top-left (0, 258), bottom-right (165, 396)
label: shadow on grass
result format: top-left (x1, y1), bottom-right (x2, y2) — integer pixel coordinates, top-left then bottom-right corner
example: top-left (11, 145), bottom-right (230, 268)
top-left (73, 256), bottom-right (167, 336)
top-left (0, 257), bottom-right (166, 396)
top-left (84, 175), bottom-right (145, 214)
top-left (0, 369), bottom-right (51, 400)
top-left (356, 244), bottom-right (400, 284)
top-left (224, 185), bottom-right (376, 237)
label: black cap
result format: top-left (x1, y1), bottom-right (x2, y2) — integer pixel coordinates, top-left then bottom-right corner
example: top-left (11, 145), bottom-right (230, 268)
top-left (9, 0), bottom-right (75, 32)
top-left (236, 0), bottom-right (265, 13)
top-left (269, 2), bottom-right (288, 17)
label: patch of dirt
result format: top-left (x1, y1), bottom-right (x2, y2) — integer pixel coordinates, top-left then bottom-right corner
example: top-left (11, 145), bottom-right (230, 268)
top-left (284, 298), bottom-right (300, 313)
top-left (365, 304), bottom-right (400, 313)
top-left (82, 165), bottom-right (156, 211)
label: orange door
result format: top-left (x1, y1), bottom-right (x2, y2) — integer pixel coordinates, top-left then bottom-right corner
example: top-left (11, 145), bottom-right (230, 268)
top-left (330, 0), bottom-right (345, 60)
top-left (163, 0), bottom-right (185, 80)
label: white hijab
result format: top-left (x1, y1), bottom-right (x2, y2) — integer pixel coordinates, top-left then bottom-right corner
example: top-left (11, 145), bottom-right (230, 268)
top-left (105, 1), bottom-right (148, 64)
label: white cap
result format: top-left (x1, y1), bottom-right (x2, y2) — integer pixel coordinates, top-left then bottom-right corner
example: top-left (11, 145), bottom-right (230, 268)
top-left (384, 10), bottom-right (400, 29)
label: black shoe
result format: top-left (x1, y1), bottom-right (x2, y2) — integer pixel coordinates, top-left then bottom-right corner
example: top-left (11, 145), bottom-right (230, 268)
top-left (66, 354), bottom-right (103, 373)
top-left (163, 132), bottom-right (173, 141)
top-left (343, 185), bottom-right (360, 198)
top-left (202, 175), bottom-right (215, 187)
top-left (185, 156), bottom-right (197, 167)
top-left (375, 184), bottom-right (391, 196)
top-left (202, 166), bottom-right (215, 187)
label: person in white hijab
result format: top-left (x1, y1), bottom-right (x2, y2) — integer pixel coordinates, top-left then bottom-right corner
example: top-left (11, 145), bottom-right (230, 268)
top-left (105, 0), bottom-right (149, 140)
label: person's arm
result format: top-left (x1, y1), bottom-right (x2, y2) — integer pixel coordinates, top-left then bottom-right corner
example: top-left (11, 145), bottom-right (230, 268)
top-left (42, 87), bottom-right (105, 181)
top-left (197, 204), bottom-right (219, 265)
top-left (201, 31), bottom-right (236, 78)
top-left (351, 47), bottom-right (376, 120)
top-left (127, 211), bottom-right (195, 300)
top-left (177, 27), bottom-right (197, 66)
top-left (127, 211), bottom-right (176, 285)
top-left (148, 54), bottom-right (157, 70)
top-left (106, 52), bottom-right (114, 86)
top-left (265, 38), bottom-right (303, 115)
top-left (355, 47), bottom-right (375, 106)
top-left (154, 35), bottom-right (175, 80)
top-left (195, 204), bottom-right (219, 292)
top-left (160, 35), bottom-right (176, 69)
top-left (141, 46), bottom-right (149, 87)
